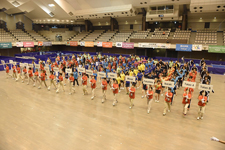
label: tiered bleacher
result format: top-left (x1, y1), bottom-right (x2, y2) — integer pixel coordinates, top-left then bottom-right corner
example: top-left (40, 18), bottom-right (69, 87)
top-left (10, 29), bottom-right (34, 42)
top-left (96, 30), bottom-right (116, 42)
top-left (194, 30), bottom-right (217, 45)
top-left (110, 30), bottom-right (133, 42)
top-left (70, 31), bottom-right (90, 42)
top-left (81, 30), bottom-right (104, 42)
top-left (130, 30), bottom-right (150, 39)
top-left (39, 28), bottom-right (77, 41)
top-left (146, 28), bottom-right (171, 39)
top-left (27, 30), bottom-right (48, 42)
top-left (173, 29), bottom-right (191, 40)
top-left (0, 29), bottom-right (17, 42)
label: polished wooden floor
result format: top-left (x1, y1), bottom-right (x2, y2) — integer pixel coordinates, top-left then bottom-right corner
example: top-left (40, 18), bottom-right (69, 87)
top-left (0, 71), bottom-right (225, 150)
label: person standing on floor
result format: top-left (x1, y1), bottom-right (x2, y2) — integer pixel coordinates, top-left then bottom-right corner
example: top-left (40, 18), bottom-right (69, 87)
top-left (69, 73), bottom-right (75, 95)
top-left (33, 69), bottom-right (41, 87)
top-left (39, 70), bottom-right (47, 89)
top-left (12, 64), bottom-right (17, 79)
top-left (154, 80), bottom-right (162, 103)
top-left (73, 69), bottom-right (79, 86)
top-left (182, 88), bottom-right (192, 116)
top-left (197, 91), bottom-right (207, 120)
top-left (27, 67), bottom-right (35, 85)
top-left (82, 73), bottom-right (88, 95)
top-left (111, 79), bottom-right (119, 106)
top-left (129, 83), bottom-right (136, 109)
top-left (48, 71), bottom-right (57, 90)
top-left (5, 64), bottom-right (12, 79)
top-left (101, 78), bottom-right (108, 103)
top-left (90, 75), bottom-right (96, 100)
top-left (56, 73), bottom-right (65, 93)
top-left (163, 88), bottom-right (173, 116)
top-left (146, 86), bottom-right (154, 113)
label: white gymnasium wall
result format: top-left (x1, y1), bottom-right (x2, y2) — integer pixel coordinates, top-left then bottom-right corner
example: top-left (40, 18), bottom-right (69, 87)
top-left (119, 25), bottom-right (130, 30)
top-left (187, 22), bottom-right (225, 31)
top-left (0, 12), bottom-right (33, 30)
top-left (133, 24), bottom-right (142, 31)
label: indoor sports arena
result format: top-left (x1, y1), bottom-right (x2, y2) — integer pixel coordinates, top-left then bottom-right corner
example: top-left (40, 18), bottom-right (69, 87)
top-left (0, 0), bottom-right (225, 149)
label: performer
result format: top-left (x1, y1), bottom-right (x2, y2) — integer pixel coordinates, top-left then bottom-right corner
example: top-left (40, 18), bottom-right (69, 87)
top-left (56, 73), bottom-right (65, 93)
top-left (182, 88), bottom-right (192, 116)
top-left (16, 65), bottom-right (22, 81)
top-left (33, 69), bottom-right (41, 87)
top-left (22, 66), bottom-right (28, 83)
top-left (111, 79), bottom-right (119, 106)
top-left (101, 78), bottom-right (108, 103)
top-left (39, 70), bottom-right (47, 89)
top-left (129, 83), bottom-right (136, 109)
top-left (69, 73), bottom-right (75, 95)
top-left (154, 80), bottom-right (162, 102)
top-left (163, 88), bottom-right (173, 116)
top-left (197, 91), bottom-right (207, 120)
top-left (27, 67), bottom-right (35, 85)
top-left (90, 75), bottom-right (96, 100)
top-left (81, 73), bottom-right (88, 95)
top-left (48, 71), bottom-right (57, 90)
top-left (12, 64), bottom-right (17, 79)
top-left (146, 86), bottom-right (154, 113)
top-left (5, 64), bottom-right (12, 78)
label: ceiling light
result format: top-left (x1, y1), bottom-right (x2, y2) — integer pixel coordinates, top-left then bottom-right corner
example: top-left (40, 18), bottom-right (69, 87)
top-left (47, 20), bottom-right (50, 21)
top-left (48, 4), bottom-right (55, 7)
top-left (57, 20), bottom-right (59, 21)
top-left (71, 20), bottom-right (74, 22)
top-left (214, 17), bottom-right (216, 19)
top-left (200, 17), bottom-right (202, 20)
top-left (52, 20), bottom-right (55, 21)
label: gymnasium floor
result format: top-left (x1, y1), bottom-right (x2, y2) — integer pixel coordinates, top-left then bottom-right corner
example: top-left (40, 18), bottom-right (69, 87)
top-left (0, 71), bottom-right (224, 150)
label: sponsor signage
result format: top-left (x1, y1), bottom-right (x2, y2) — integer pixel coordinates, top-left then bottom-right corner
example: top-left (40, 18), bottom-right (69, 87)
top-left (192, 44), bottom-right (202, 51)
top-left (116, 42), bottom-right (122, 47)
top-left (122, 42), bottom-right (134, 49)
top-left (0, 42), bottom-right (12, 49)
top-left (138, 43), bottom-right (156, 48)
top-left (97, 42), bottom-right (102, 47)
top-left (182, 81), bottom-right (196, 88)
top-left (85, 41), bottom-right (94, 47)
top-left (176, 44), bottom-right (192, 52)
top-left (16, 42), bottom-right (23, 47)
top-left (23, 42), bottom-right (34, 47)
top-left (208, 45), bottom-right (225, 53)
top-left (102, 42), bottom-right (113, 48)
top-left (70, 41), bottom-right (78, 46)
top-left (53, 67), bottom-right (59, 72)
top-left (66, 68), bottom-right (72, 73)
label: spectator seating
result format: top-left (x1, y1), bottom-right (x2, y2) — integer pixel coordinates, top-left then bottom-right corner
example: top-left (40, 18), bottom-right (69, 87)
top-left (173, 29), bottom-right (191, 40)
top-left (96, 31), bottom-right (116, 42)
top-left (110, 30), bottom-right (133, 42)
top-left (26, 30), bottom-right (48, 42)
top-left (194, 30), bottom-right (217, 45)
top-left (81, 30), bottom-right (104, 42)
top-left (130, 30), bottom-right (150, 39)
top-left (0, 28), bottom-right (17, 42)
top-left (70, 31), bottom-right (90, 41)
top-left (10, 29), bottom-right (34, 42)
top-left (39, 29), bottom-right (77, 41)
top-left (146, 28), bottom-right (171, 39)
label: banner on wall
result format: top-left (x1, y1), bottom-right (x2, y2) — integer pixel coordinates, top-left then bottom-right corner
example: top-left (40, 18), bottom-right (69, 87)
top-left (38, 41), bottom-right (43, 46)
top-left (16, 42), bottom-right (23, 47)
top-left (192, 44), bottom-right (202, 51)
top-left (66, 41), bottom-right (70, 46)
top-left (70, 41), bottom-right (78, 46)
top-left (80, 41), bottom-right (85, 46)
top-left (122, 42), bottom-right (134, 49)
top-left (116, 42), bottom-right (122, 47)
top-left (208, 45), bottom-right (225, 53)
top-left (175, 44), bottom-right (192, 52)
top-left (138, 43), bottom-right (156, 48)
top-left (97, 42), bottom-right (102, 47)
top-left (0, 42), bottom-right (12, 49)
top-left (23, 42), bottom-right (34, 47)
top-left (85, 41), bottom-right (94, 47)
top-left (102, 42), bottom-right (112, 48)
top-left (156, 43), bottom-right (171, 49)
top-left (43, 41), bottom-right (52, 46)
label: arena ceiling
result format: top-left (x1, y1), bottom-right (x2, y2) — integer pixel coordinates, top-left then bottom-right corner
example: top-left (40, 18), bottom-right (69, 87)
top-left (0, 0), bottom-right (224, 23)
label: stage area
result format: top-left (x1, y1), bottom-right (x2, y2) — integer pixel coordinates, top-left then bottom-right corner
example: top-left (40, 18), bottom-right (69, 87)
top-left (0, 71), bottom-right (224, 150)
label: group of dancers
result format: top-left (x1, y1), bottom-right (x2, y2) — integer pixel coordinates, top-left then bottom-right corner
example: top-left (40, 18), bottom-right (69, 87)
top-left (4, 53), bottom-right (213, 119)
